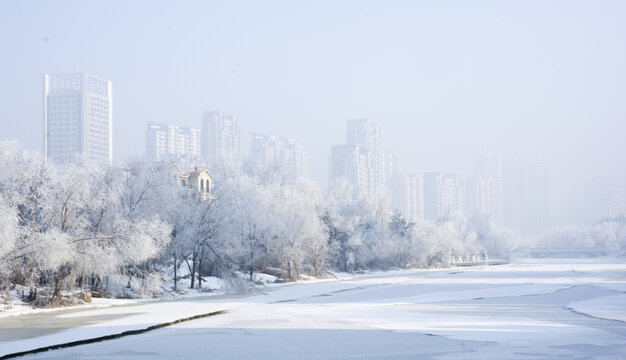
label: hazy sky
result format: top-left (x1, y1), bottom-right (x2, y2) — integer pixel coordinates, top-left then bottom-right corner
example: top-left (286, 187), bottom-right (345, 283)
top-left (1, 0), bottom-right (625, 226)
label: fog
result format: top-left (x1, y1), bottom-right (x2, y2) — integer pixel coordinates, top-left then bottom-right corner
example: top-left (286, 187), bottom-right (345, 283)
top-left (0, 0), bottom-right (625, 227)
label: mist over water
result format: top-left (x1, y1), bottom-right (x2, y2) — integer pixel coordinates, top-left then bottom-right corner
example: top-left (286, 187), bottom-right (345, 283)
top-left (1, 1), bottom-right (625, 227)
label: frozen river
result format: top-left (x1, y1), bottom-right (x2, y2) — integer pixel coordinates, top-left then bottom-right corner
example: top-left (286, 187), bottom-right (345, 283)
top-left (2, 258), bottom-right (626, 359)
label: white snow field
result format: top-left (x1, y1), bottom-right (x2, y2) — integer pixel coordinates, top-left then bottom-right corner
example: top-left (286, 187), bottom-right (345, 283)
top-left (2, 258), bottom-right (626, 359)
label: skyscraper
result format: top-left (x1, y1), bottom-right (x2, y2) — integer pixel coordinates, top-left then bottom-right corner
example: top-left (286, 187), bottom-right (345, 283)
top-left (400, 173), bottom-right (424, 221)
top-left (346, 119), bottom-right (385, 197)
top-left (387, 152), bottom-right (404, 212)
top-left (423, 172), bottom-right (465, 221)
top-left (202, 111), bottom-right (239, 166)
top-left (330, 119), bottom-right (385, 198)
top-left (251, 134), bottom-right (309, 184)
top-left (466, 175), bottom-right (496, 218)
top-left (474, 152), bottom-right (503, 225)
top-left (329, 145), bottom-right (368, 197)
top-left (529, 161), bottom-right (551, 232)
top-left (44, 73), bottom-right (113, 166)
top-left (145, 122), bottom-right (201, 167)
top-left (502, 158), bottom-right (550, 233)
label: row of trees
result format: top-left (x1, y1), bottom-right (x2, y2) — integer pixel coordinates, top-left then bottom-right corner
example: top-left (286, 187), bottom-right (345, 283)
top-left (3, 141), bottom-right (598, 306)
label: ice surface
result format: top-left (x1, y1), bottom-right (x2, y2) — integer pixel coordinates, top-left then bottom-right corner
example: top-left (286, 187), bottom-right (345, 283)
top-left (569, 294), bottom-right (626, 322)
top-left (2, 259), bottom-right (625, 359)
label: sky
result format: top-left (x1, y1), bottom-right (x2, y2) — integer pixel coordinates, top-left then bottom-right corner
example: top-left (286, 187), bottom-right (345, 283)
top-left (0, 0), bottom-right (624, 226)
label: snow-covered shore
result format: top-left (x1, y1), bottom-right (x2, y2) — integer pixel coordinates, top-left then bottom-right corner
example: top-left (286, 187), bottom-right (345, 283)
top-left (2, 258), bottom-right (626, 359)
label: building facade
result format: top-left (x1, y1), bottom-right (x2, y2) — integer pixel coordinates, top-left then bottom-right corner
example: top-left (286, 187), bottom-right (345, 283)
top-left (168, 163), bottom-right (213, 201)
top-left (465, 175), bottom-right (496, 219)
top-left (44, 73), bottom-right (113, 166)
top-left (329, 144), bottom-right (368, 197)
top-left (330, 119), bottom-right (385, 198)
top-left (423, 172), bottom-right (465, 221)
top-left (346, 119), bottom-right (385, 197)
top-left (401, 173), bottom-right (424, 221)
top-left (251, 134), bottom-right (309, 184)
top-left (502, 158), bottom-right (551, 233)
top-left (146, 122), bottom-right (201, 167)
top-left (474, 152), bottom-right (503, 225)
top-left (202, 111), bottom-right (239, 166)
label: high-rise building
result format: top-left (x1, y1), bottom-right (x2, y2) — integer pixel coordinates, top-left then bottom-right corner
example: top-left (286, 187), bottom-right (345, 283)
top-left (603, 177), bottom-right (626, 220)
top-left (423, 172), bottom-right (465, 221)
top-left (466, 175), bottom-right (496, 218)
top-left (251, 134), bottom-right (309, 184)
top-left (387, 152), bottom-right (403, 212)
top-left (400, 174), bottom-right (424, 221)
top-left (330, 119), bottom-right (385, 198)
top-left (329, 145), bottom-right (368, 197)
top-left (386, 152), bottom-right (403, 181)
top-left (346, 119), bottom-right (385, 197)
top-left (385, 152), bottom-right (423, 221)
top-left (529, 162), bottom-right (550, 232)
top-left (474, 152), bottom-right (503, 224)
top-left (145, 122), bottom-right (201, 167)
top-left (202, 111), bottom-right (239, 166)
top-left (502, 158), bottom-right (550, 233)
top-left (44, 73), bottom-right (112, 166)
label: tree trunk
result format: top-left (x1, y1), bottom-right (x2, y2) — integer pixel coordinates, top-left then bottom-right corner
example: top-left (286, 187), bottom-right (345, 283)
top-left (173, 255), bottom-right (178, 291)
top-left (190, 253), bottom-right (196, 289)
top-left (198, 258), bottom-right (202, 289)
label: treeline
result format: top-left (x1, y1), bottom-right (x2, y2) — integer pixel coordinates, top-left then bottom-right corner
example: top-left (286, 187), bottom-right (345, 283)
top-left (0, 142), bottom-right (526, 305)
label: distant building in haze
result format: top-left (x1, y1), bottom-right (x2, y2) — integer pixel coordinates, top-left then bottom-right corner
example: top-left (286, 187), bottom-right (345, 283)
top-left (400, 173), bottom-right (424, 221)
top-left (466, 175), bottom-right (496, 219)
top-left (423, 172), bottom-right (465, 221)
top-left (251, 134), bottom-right (309, 184)
top-left (145, 122), bottom-right (201, 167)
top-left (202, 111), bottom-right (239, 166)
top-left (44, 73), bottom-right (112, 166)
top-left (502, 158), bottom-right (551, 233)
top-left (330, 119), bottom-right (385, 198)
top-left (529, 161), bottom-right (551, 232)
top-left (329, 144), bottom-right (368, 197)
top-left (474, 152), bottom-right (503, 225)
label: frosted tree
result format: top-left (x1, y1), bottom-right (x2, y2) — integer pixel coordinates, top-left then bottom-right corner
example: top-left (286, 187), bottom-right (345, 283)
top-left (0, 196), bottom-right (18, 293)
top-left (268, 180), bottom-right (326, 280)
top-left (322, 180), bottom-right (374, 272)
top-left (0, 143), bottom-right (172, 303)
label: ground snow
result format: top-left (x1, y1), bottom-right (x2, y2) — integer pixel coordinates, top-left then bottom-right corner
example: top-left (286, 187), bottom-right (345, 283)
top-left (568, 294), bottom-right (626, 322)
top-left (2, 259), bottom-right (625, 359)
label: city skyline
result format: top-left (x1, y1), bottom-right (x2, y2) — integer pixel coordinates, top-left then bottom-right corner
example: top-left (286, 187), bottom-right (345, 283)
top-left (28, 79), bottom-right (626, 231)
top-left (28, 74), bottom-right (626, 230)
top-left (1, 1), bottom-right (625, 227)
top-left (43, 72), bottom-right (113, 166)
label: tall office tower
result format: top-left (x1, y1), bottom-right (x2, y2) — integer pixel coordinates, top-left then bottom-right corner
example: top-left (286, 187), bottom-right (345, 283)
top-left (386, 152), bottom-right (403, 181)
top-left (502, 158), bottom-right (551, 233)
top-left (400, 174), bottom-right (424, 221)
top-left (44, 73), bottom-right (113, 166)
top-left (386, 152), bottom-right (404, 211)
top-left (145, 122), bottom-right (201, 167)
top-left (608, 195), bottom-right (626, 219)
top-left (529, 162), bottom-right (550, 232)
top-left (605, 177), bottom-right (626, 219)
top-left (503, 158), bottom-right (530, 231)
top-left (341, 119), bottom-right (385, 198)
top-left (202, 111), bottom-right (240, 166)
top-left (423, 172), bottom-right (465, 221)
top-left (474, 152), bottom-right (503, 225)
top-left (329, 145), bottom-right (368, 197)
top-left (466, 175), bottom-right (496, 218)
top-left (251, 134), bottom-right (309, 184)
